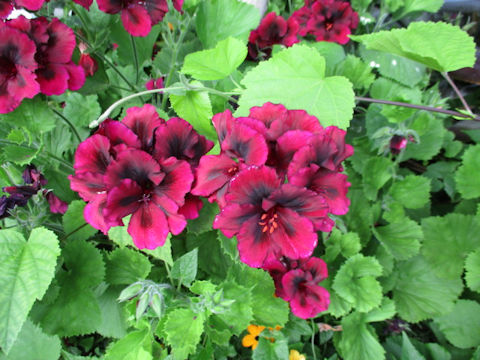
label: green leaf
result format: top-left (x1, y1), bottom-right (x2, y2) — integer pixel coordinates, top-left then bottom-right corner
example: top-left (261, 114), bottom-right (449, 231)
top-left (402, 113), bottom-right (446, 161)
top-left (105, 328), bottom-right (152, 360)
top-left (165, 309), bottom-right (205, 360)
top-left (351, 21), bottom-right (475, 72)
top-left (401, 332), bottom-right (426, 360)
top-left (0, 228), bottom-right (60, 353)
top-left (306, 41), bottom-right (345, 75)
top-left (105, 248), bottom-right (152, 285)
top-left (456, 144), bottom-right (480, 199)
top-left (434, 300), bottom-right (480, 349)
top-left (214, 280), bottom-right (253, 334)
top-left (170, 82), bottom-right (216, 139)
top-left (63, 93), bottom-right (101, 139)
top-left (422, 214), bottom-right (480, 279)
top-left (425, 343), bottom-right (451, 360)
top-left (1, 98), bottom-right (56, 134)
top-left (364, 298), bottom-right (396, 323)
top-left (96, 285), bottom-right (128, 339)
top-left (324, 229), bottom-right (361, 263)
top-left (400, 0), bottom-right (444, 16)
top-left (196, 0), bottom-right (261, 49)
top-left (465, 249), bottom-right (480, 292)
top-left (338, 312), bottom-right (385, 360)
top-left (392, 256), bottom-right (463, 322)
top-left (142, 236), bottom-right (173, 266)
top-left (390, 175), bottom-right (431, 209)
top-left (253, 334), bottom-right (289, 360)
top-left (39, 240), bottom-right (105, 336)
top-left (332, 254), bottom-right (383, 312)
top-left (362, 157), bottom-right (393, 200)
top-left (171, 248), bottom-right (198, 287)
top-left (0, 320), bottom-right (60, 360)
top-left (182, 37), bottom-right (247, 80)
top-left (343, 189), bottom-right (374, 244)
top-left (374, 219), bottom-right (422, 260)
top-left (62, 200), bottom-right (97, 242)
top-left (334, 55), bottom-right (375, 91)
top-left (237, 44), bottom-right (355, 129)
top-left (187, 201), bottom-right (218, 235)
top-left (108, 217), bottom-right (132, 248)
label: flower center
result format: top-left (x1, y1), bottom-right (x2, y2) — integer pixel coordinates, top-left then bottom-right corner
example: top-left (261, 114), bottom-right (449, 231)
top-left (0, 55), bottom-right (18, 79)
top-left (139, 192), bottom-right (151, 204)
top-left (325, 20), bottom-right (334, 31)
top-left (258, 211), bottom-right (279, 234)
top-left (227, 165), bottom-right (239, 175)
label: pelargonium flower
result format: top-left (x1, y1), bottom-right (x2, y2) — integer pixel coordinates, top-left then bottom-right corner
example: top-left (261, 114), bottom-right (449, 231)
top-left (290, 0), bottom-right (359, 44)
top-left (79, 53), bottom-right (98, 77)
top-left (248, 12), bottom-right (299, 59)
top-left (145, 77), bottom-right (164, 90)
top-left (0, 0), bottom-right (45, 19)
top-left (9, 16), bottom-right (85, 96)
top-left (214, 166), bottom-right (328, 268)
top-left (0, 23), bottom-right (39, 113)
top-left (97, 0), bottom-right (183, 37)
top-left (69, 104), bottom-right (211, 249)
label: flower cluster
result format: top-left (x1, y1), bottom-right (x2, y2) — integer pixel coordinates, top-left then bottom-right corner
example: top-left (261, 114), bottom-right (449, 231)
top-left (69, 104), bottom-right (213, 249)
top-left (193, 102), bottom-right (353, 318)
top-left (91, 0), bottom-right (183, 37)
top-left (291, 0), bottom-right (359, 44)
top-left (0, 16), bottom-right (85, 113)
top-left (248, 0), bottom-right (358, 60)
top-left (1, 165), bottom-right (68, 218)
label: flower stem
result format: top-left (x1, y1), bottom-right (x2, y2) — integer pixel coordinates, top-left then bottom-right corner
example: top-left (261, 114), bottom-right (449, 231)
top-left (130, 35), bottom-right (140, 85)
top-left (442, 71), bottom-right (473, 115)
top-left (355, 96), bottom-right (480, 121)
top-left (51, 108), bottom-right (82, 143)
top-left (311, 319), bottom-right (317, 360)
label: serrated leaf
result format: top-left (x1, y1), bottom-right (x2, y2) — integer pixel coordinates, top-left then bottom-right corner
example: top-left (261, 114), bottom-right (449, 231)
top-left (171, 248), bottom-right (198, 287)
top-left (390, 175), bottom-right (431, 209)
top-left (465, 249), bottom-right (480, 292)
top-left (393, 256), bottom-right (463, 322)
top-left (351, 22), bottom-right (475, 72)
top-left (195, 0), bottom-right (261, 49)
top-left (105, 247), bottom-right (152, 285)
top-left (434, 300), bottom-right (480, 349)
top-left (364, 298), bottom-right (396, 323)
top-left (306, 41), bottom-right (346, 74)
top-left (214, 280), bottom-right (253, 334)
top-left (362, 157), bottom-right (393, 200)
top-left (182, 37), bottom-right (247, 80)
top-left (187, 201), bottom-right (218, 235)
top-left (63, 200), bottom-right (97, 241)
top-left (338, 312), bottom-right (385, 360)
top-left (1, 98), bottom-right (56, 134)
top-left (0, 228), bottom-right (60, 353)
top-left (170, 83), bottom-right (216, 139)
top-left (165, 308), bottom-right (205, 360)
top-left (253, 334), bottom-right (289, 360)
top-left (0, 320), bottom-right (60, 360)
top-left (96, 285), bottom-right (128, 339)
top-left (237, 44), bottom-right (355, 129)
top-left (324, 228), bottom-right (361, 263)
top-left (402, 113), bottom-right (446, 161)
top-left (422, 214), bottom-right (480, 279)
top-left (332, 254), bottom-right (383, 313)
top-left (401, 332), bottom-right (426, 360)
top-left (343, 189), bottom-right (374, 244)
top-left (63, 93), bottom-right (101, 139)
top-left (400, 0), bottom-right (444, 15)
top-left (105, 328), bottom-right (152, 360)
top-left (374, 219), bottom-right (422, 260)
top-left (142, 236), bottom-right (173, 267)
top-left (334, 55), bottom-right (375, 90)
top-left (456, 144), bottom-right (480, 199)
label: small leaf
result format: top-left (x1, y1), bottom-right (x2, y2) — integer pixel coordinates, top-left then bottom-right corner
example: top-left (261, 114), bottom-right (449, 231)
top-left (334, 55), bottom-right (375, 90)
top-left (171, 248), bottom-right (198, 287)
top-left (324, 229), bottom-right (361, 263)
top-left (465, 249), bottom-right (480, 292)
top-left (362, 157), bottom-right (393, 200)
top-left (105, 247), bottom-right (152, 285)
top-left (401, 332), bottom-right (426, 360)
top-left (96, 285), bottom-right (128, 339)
top-left (182, 37), bottom-right (247, 80)
top-left (105, 328), bottom-right (152, 360)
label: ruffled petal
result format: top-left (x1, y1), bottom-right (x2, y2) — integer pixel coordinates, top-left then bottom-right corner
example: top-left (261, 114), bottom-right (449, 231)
top-left (69, 172), bottom-right (106, 201)
top-left (213, 203), bottom-right (258, 238)
top-left (128, 200), bottom-right (169, 249)
top-left (73, 134), bottom-right (112, 174)
top-left (103, 178), bottom-right (142, 223)
top-left (121, 5), bottom-right (152, 37)
top-left (154, 157), bottom-right (193, 206)
top-left (191, 154), bottom-right (237, 197)
top-left (122, 104), bottom-right (164, 150)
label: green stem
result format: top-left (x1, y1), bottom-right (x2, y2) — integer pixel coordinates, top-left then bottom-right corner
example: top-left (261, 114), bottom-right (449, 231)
top-left (164, 262), bottom-right (174, 286)
top-left (311, 319), bottom-right (317, 360)
top-left (51, 108), bottom-right (82, 143)
top-left (61, 222), bottom-right (89, 241)
top-left (442, 71), bottom-right (473, 115)
top-left (355, 96), bottom-right (480, 121)
top-left (130, 35), bottom-right (140, 85)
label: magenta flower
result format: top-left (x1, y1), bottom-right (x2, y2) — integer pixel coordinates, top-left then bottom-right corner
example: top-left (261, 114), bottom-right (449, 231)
top-left (291, 0), bottom-right (359, 44)
top-left (0, 0), bottom-right (45, 19)
top-left (389, 135), bottom-right (408, 154)
top-left (248, 12), bottom-right (299, 59)
top-left (214, 167), bottom-right (328, 268)
top-left (0, 23), bottom-right (39, 113)
top-left (97, 0), bottom-right (183, 37)
top-left (79, 53), bottom-right (98, 77)
top-left (9, 16), bottom-right (85, 96)
top-left (145, 77), bottom-right (164, 90)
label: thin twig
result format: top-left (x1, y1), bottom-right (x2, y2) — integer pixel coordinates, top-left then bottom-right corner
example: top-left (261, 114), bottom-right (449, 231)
top-left (442, 71), bottom-right (473, 115)
top-left (355, 96), bottom-right (480, 121)
top-left (130, 35), bottom-right (140, 85)
top-left (51, 108), bottom-right (82, 143)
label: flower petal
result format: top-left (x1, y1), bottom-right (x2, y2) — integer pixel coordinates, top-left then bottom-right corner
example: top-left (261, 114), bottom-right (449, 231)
top-left (128, 200), bottom-right (169, 249)
top-left (103, 178), bottom-right (142, 223)
top-left (122, 104), bottom-right (164, 150)
top-left (121, 5), bottom-right (152, 37)
top-left (191, 154), bottom-right (237, 197)
top-left (73, 134), bottom-right (112, 174)
top-left (154, 157), bottom-right (193, 206)
top-left (69, 172), bottom-right (106, 201)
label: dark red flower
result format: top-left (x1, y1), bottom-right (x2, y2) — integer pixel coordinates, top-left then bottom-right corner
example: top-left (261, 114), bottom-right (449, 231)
top-left (291, 0), bottom-right (359, 44)
top-left (9, 16), bottom-right (85, 96)
top-left (389, 135), bottom-right (407, 154)
top-left (145, 77), bottom-right (164, 90)
top-left (79, 53), bottom-right (98, 77)
top-left (97, 0), bottom-right (183, 37)
top-left (0, 23), bottom-right (39, 113)
top-left (122, 104), bottom-right (164, 151)
top-left (45, 191), bottom-right (68, 214)
top-left (214, 167), bottom-right (328, 268)
top-left (248, 12), bottom-right (299, 59)
top-left (72, 0), bottom-right (93, 10)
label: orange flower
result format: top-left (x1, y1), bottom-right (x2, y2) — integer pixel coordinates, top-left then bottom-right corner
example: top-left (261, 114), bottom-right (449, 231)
top-left (289, 349), bottom-right (306, 360)
top-left (242, 324), bottom-right (265, 350)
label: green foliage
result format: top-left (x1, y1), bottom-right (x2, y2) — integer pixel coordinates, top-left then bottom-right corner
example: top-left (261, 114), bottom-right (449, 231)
top-left (63, 93), bottom-right (101, 139)
top-left (63, 200), bottom-right (98, 242)
top-left (434, 300), bottom-right (480, 349)
top-left (402, 113), bottom-right (446, 161)
top-left (171, 248), bottom-right (198, 287)
top-left (374, 219), bottom-right (422, 260)
top-left (237, 44), bottom-right (355, 129)
top-left (182, 37), bottom-right (247, 80)
top-left (455, 144), bottom-right (480, 199)
top-left (165, 309), bottom-right (205, 360)
top-left (105, 247), bottom-right (152, 285)
top-left (422, 213), bottom-right (480, 279)
top-left (334, 55), bottom-right (375, 91)
top-left (105, 327), bottom-right (152, 360)
top-left (333, 254), bottom-right (383, 312)
top-left (195, 0), bottom-right (261, 48)
top-left (390, 175), bottom-right (431, 209)
top-left (0, 320), bottom-right (60, 360)
top-left (214, 280), bottom-right (253, 334)
top-left (96, 285), bottom-right (128, 339)
top-left (0, 228), bottom-right (60, 353)
top-left (324, 229), bottom-right (362, 263)
top-left (392, 256), bottom-right (463, 322)
top-left (351, 22), bottom-right (475, 72)
top-left (362, 157), bottom-right (393, 200)
top-left (253, 334), bottom-right (289, 360)
top-left (465, 249), bottom-right (480, 293)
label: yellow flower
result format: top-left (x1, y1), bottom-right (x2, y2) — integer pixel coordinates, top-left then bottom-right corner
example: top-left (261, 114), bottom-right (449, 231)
top-left (289, 349), bottom-right (306, 360)
top-left (242, 324), bottom-right (265, 350)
